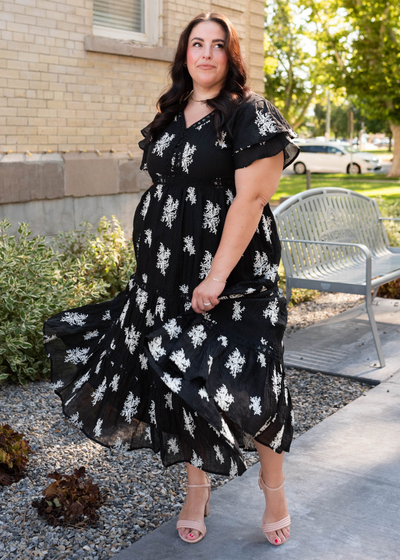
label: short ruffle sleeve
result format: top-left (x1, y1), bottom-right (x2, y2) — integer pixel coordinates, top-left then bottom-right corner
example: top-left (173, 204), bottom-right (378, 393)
top-left (232, 96), bottom-right (300, 170)
top-left (138, 122), bottom-right (152, 171)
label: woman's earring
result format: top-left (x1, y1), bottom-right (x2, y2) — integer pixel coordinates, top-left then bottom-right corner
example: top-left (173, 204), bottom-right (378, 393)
top-left (183, 62), bottom-right (187, 67)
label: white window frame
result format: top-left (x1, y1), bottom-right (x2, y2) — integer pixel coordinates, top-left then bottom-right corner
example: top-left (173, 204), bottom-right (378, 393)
top-left (93, 0), bottom-right (160, 45)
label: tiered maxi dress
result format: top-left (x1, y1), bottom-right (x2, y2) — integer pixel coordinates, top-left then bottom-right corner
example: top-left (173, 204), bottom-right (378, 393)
top-left (43, 91), bottom-right (300, 477)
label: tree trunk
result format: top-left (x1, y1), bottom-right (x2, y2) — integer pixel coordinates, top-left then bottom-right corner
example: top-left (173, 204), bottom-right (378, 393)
top-left (387, 123), bottom-right (400, 177)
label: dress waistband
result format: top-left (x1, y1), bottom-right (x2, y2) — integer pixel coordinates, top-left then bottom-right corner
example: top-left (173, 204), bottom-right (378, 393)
top-left (153, 175), bottom-right (236, 187)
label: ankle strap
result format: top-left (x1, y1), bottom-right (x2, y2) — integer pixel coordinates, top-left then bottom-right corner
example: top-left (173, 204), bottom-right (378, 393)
top-left (259, 469), bottom-right (285, 491)
top-left (187, 483), bottom-right (211, 488)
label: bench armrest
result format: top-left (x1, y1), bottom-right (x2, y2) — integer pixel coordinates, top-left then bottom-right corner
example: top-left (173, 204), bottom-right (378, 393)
top-left (279, 238), bottom-right (372, 290)
top-left (379, 217), bottom-right (400, 223)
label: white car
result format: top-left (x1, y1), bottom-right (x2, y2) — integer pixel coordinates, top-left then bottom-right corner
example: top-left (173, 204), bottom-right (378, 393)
top-left (291, 142), bottom-right (382, 174)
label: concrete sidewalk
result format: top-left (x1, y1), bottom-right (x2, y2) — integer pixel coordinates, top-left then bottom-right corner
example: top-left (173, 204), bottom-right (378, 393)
top-left (112, 372), bottom-right (400, 560)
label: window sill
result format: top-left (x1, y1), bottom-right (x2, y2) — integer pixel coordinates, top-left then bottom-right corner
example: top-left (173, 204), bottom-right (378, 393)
top-left (84, 35), bottom-right (175, 62)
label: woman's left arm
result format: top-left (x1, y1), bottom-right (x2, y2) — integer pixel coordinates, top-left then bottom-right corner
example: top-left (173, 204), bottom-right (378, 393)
top-left (191, 151), bottom-right (284, 314)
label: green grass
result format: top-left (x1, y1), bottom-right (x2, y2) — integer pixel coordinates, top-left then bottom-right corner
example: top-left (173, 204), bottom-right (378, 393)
top-left (273, 174), bottom-right (400, 202)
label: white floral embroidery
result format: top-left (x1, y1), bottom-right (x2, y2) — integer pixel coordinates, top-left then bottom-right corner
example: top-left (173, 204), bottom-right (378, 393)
top-left (255, 107), bottom-right (278, 135)
top-left (232, 301), bottom-right (245, 321)
top-left (270, 425), bottom-right (285, 451)
top-left (145, 309), bottom-right (155, 327)
top-left (164, 391), bottom-right (173, 410)
top-left (199, 250), bottom-right (213, 279)
top-left (254, 416), bottom-right (272, 437)
top-left (249, 396), bottom-right (262, 415)
top-left (155, 296), bottom-right (166, 321)
top-left (44, 334), bottom-right (57, 343)
top-left (161, 372), bottom-right (182, 393)
top-left (152, 132), bottom-right (175, 156)
top-left (91, 377), bottom-right (108, 405)
top-left (185, 186), bottom-right (197, 205)
top-left (179, 284), bottom-right (189, 294)
top-left (265, 263), bottom-right (279, 283)
top-left (119, 301), bottom-right (130, 326)
top-left (190, 450), bottom-right (203, 468)
top-left (136, 288), bottom-right (148, 313)
top-left (224, 348), bottom-right (246, 378)
top-left (142, 273), bottom-right (148, 283)
top-left (149, 400), bottom-right (157, 425)
top-left (272, 364), bottom-right (282, 401)
top-left (257, 352), bottom-right (267, 367)
top-left (226, 188), bottom-right (234, 205)
top-left (260, 336), bottom-right (268, 345)
top-left (113, 437), bottom-right (130, 453)
top-left (187, 324), bottom-right (207, 348)
top-left (217, 335), bottom-right (228, 347)
top-left (167, 438), bottom-right (180, 455)
top-left (214, 384), bottom-right (234, 411)
top-left (170, 348), bottom-right (190, 373)
top-left (154, 184), bottom-right (163, 200)
top-left (263, 299), bottom-right (279, 326)
top-left (124, 325), bottom-right (141, 354)
top-left (183, 408), bottom-right (196, 438)
top-left (144, 229), bottom-right (152, 247)
top-left (229, 458), bottom-right (238, 477)
top-left (139, 353), bottom-right (148, 370)
top-left (254, 251), bottom-right (270, 276)
top-left (65, 347), bottom-right (90, 365)
top-left (144, 427), bottom-right (152, 442)
top-left (181, 142), bottom-right (197, 173)
top-left (140, 192), bottom-right (151, 219)
top-left (202, 200), bottom-right (221, 234)
top-left (68, 412), bottom-right (83, 429)
top-left (220, 418), bottom-right (235, 446)
top-left (261, 215), bottom-right (273, 242)
top-left (102, 310), bottom-right (111, 321)
top-left (161, 195), bottom-right (179, 229)
top-left (93, 418), bottom-right (103, 437)
top-left (198, 387), bottom-right (210, 401)
top-left (49, 380), bottom-right (64, 391)
top-left (73, 371), bottom-right (90, 392)
top-left (215, 130), bottom-right (228, 148)
top-left (163, 318), bottom-right (182, 340)
top-left (184, 302), bottom-right (192, 311)
top-left (207, 355), bottom-right (213, 375)
top-left (156, 242), bottom-right (171, 276)
top-left (121, 392), bottom-right (140, 423)
top-left (83, 330), bottom-right (99, 341)
top-left (214, 445), bottom-right (224, 463)
top-left (183, 235), bottom-right (196, 255)
top-left (148, 336), bottom-right (166, 361)
top-left (110, 374), bottom-right (120, 392)
top-left (61, 312), bottom-right (88, 326)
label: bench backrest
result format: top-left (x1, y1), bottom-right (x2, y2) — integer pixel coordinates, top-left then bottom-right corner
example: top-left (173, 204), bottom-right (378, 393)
top-left (273, 188), bottom-right (390, 278)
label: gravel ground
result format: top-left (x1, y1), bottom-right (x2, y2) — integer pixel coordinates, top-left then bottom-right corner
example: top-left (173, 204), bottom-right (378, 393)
top-left (0, 292), bottom-right (371, 560)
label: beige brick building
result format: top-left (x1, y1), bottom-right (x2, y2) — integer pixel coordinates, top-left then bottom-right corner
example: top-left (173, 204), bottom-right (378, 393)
top-left (0, 0), bottom-right (265, 236)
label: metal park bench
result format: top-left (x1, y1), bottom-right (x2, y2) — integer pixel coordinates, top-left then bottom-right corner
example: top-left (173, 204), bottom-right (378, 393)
top-left (273, 187), bottom-right (400, 367)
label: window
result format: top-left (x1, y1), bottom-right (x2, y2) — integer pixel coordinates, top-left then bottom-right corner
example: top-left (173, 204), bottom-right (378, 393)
top-left (93, 0), bottom-right (159, 44)
top-left (300, 145), bottom-right (327, 153)
top-left (327, 146), bottom-right (343, 154)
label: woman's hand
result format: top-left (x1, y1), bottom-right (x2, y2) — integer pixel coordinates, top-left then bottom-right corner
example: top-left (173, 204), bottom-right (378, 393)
top-left (191, 275), bottom-right (226, 314)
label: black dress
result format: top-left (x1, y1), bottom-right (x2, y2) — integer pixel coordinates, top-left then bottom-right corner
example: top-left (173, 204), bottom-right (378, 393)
top-left (43, 91), bottom-right (300, 477)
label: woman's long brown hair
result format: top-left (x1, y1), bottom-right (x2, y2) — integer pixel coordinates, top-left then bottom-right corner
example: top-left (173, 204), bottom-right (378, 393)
top-left (144, 11), bottom-right (252, 144)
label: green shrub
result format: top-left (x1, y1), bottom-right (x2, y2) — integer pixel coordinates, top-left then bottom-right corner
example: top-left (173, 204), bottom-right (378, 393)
top-left (376, 198), bottom-right (400, 299)
top-left (0, 217), bottom-right (136, 386)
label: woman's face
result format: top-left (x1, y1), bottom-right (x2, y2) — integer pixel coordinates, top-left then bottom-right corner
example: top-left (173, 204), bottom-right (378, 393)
top-left (186, 21), bottom-right (229, 91)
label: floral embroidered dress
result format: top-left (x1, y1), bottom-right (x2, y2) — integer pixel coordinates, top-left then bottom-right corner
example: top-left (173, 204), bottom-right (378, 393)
top-left (43, 91), bottom-right (300, 477)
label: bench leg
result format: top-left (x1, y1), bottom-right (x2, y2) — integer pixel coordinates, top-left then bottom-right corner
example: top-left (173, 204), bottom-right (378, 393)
top-left (285, 284), bottom-right (292, 304)
top-left (365, 293), bottom-right (386, 368)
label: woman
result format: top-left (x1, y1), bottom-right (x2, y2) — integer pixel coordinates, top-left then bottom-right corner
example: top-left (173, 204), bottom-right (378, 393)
top-left (44, 11), bottom-right (300, 548)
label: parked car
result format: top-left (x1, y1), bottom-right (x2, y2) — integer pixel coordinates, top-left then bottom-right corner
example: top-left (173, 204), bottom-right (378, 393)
top-left (290, 142), bottom-right (382, 174)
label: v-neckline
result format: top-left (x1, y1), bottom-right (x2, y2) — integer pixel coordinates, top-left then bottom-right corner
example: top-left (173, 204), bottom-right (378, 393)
top-left (181, 109), bottom-right (215, 131)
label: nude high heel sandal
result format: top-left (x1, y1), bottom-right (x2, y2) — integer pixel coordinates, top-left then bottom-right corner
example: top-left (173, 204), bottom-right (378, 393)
top-left (176, 475), bottom-right (211, 544)
top-left (258, 468), bottom-right (291, 545)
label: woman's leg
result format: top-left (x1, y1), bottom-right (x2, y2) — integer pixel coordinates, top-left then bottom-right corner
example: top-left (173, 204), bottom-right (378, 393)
top-left (178, 463), bottom-right (210, 540)
top-left (252, 439), bottom-right (290, 543)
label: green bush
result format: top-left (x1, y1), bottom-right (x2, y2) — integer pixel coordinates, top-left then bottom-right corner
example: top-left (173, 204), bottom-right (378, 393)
top-left (376, 198), bottom-right (400, 299)
top-left (0, 217), bottom-right (136, 386)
